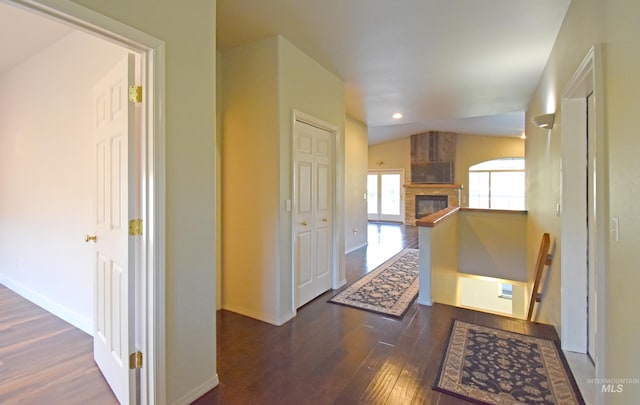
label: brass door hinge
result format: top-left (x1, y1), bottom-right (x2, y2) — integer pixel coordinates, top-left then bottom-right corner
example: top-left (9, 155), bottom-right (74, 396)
top-left (129, 351), bottom-right (143, 369)
top-left (128, 85), bottom-right (142, 103)
top-left (129, 219), bottom-right (143, 236)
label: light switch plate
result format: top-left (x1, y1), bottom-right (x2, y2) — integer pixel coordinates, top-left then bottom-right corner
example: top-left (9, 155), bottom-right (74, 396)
top-left (611, 217), bottom-right (619, 242)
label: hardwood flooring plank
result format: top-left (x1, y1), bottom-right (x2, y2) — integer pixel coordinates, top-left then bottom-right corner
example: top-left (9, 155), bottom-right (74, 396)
top-left (0, 284), bottom-right (117, 404)
top-left (384, 307), bottom-right (434, 405)
top-left (333, 340), bottom-right (396, 405)
top-left (200, 224), bottom-right (572, 404)
top-left (0, 223), bottom-right (570, 405)
top-left (359, 308), bottom-right (427, 403)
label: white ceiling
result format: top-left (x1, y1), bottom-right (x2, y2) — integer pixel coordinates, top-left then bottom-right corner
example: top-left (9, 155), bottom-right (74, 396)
top-left (217, 0), bottom-right (571, 144)
top-left (1, 1), bottom-right (570, 145)
top-left (0, 3), bottom-right (72, 75)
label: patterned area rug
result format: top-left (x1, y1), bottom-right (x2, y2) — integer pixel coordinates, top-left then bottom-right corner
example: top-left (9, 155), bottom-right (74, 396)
top-left (434, 320), bottom-right (585, 405)
top-left (329, 248), bottom-right (419, 318)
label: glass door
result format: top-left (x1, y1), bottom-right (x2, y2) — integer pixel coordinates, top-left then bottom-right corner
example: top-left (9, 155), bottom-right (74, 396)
top-left (367, 170), bottom-right (404, 222)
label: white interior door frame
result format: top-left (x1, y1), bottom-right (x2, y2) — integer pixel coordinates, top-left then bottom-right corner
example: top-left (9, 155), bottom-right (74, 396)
top-left (8, 1), bottom-right (167, 403)
top-left (560, 45), bottom-right (607, 388)
top-left (367, 169), bottom-right (405, 223)
top-left (291, 110), bottom-right (340, 308)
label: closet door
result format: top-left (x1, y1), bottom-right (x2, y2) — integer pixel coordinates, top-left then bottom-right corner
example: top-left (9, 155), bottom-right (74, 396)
top-left (294, 120), bottom-right (334, 308)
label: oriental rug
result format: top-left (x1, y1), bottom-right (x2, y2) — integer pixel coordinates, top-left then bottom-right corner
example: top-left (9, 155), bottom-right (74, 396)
top-left (434, 320), bottom-right (585, 405)
top-left (329, 248), bottom-right (419, 318)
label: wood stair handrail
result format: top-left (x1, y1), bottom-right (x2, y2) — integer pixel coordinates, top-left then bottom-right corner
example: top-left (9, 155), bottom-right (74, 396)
top-left (527, 233), bottom-right (552, 321)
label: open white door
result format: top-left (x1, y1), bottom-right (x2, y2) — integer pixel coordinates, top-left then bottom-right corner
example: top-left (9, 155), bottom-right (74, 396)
top-left (92, 54), bottom-right (136, 404)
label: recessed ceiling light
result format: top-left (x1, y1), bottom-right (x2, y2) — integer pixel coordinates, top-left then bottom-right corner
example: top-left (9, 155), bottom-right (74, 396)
top-left (392, 113), bottom-right (403, 119)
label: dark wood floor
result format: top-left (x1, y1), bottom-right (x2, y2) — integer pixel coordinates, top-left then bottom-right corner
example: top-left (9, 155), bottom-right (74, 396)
top-left (195, 223), bottom-right (560, 404)
top-left (0, 284), bottom-right (117, 404)
top-left (0, 223), bottom-right (561, 404)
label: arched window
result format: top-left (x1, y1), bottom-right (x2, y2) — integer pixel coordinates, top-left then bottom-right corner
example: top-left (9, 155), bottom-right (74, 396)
top-left (468, 158), bottom-right (525, 210)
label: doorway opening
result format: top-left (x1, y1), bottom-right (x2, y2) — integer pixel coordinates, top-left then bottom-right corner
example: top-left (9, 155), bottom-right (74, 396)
top-left (560, 46), bottom-right (605, 395)
top-left (1, 1), bottom-right (165, 403)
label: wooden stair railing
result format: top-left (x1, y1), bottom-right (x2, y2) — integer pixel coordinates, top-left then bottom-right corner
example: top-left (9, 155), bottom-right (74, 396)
top-left (527, 233), bottom-right (552, 321)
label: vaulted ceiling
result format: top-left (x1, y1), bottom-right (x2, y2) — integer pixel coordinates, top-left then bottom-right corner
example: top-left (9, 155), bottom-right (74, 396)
top-left (217, 0), bottom-right (571, 143)
top-left (1, 1), bottom-right (570, 145)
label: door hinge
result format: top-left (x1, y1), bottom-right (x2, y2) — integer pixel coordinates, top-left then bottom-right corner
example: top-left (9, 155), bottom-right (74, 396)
top-left (129, 219), bottom-right (143, 236)
top-left (129, 351), bottom-right (143, 369)
top-left (128, 85), bottom-right (142, 103)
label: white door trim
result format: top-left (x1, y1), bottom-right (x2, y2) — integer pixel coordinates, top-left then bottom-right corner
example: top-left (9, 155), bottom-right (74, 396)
top-left (560, 45), bottom-right (607, 394)
top-left (8, 1), bottom-right (167, 404)
top-left (291, 110), bottom-right (340, 310)
top-left (367, 169), bottom-right (406, 223)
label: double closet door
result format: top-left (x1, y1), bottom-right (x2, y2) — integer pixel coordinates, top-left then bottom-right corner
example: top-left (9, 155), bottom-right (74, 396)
top-left (294, 120), bottom-right (334, 308)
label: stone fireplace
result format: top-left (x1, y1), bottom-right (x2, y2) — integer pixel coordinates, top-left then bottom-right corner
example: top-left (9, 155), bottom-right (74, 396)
top-left (404, 183), bottom-right (462, 225)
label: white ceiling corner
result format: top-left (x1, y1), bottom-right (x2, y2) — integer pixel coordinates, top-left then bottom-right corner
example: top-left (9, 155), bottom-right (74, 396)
top-left (0, 2), bottom-right (73, 75)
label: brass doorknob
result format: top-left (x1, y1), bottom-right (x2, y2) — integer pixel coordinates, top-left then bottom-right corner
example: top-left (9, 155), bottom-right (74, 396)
top-left (301, 222), bottom-right (308, 227)
top-left (85, 234), bottom-right (97, 243)
top-left (322, 218), bottom-right (328, 222)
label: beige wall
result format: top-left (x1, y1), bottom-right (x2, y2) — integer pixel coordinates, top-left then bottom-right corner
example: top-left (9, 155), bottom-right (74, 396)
top-left (216, 50), bottom-right (223, 310)
top-left (419, 215), bottom-right (459, 307)
top-left (368, 134), bottom-right (524, 206)
top-left (278, 36), bottom-right (347, 302)
top-left (458, 277), bottom-right (512, 315)
top-left (222, 36), bottom-right (345, 324)
top-left (0, 31), bottom-right (126, 333)
top-left (222, 37), bottom-right (280, 322)
top-left (368, 137), bottom-right (411, 177)
top-left (458, 210), bottom-right (527, 281)
top-left (455, 134), bottom-right (524, 206)
top-left (527, 0), bottom-right (640, 401)
top-left (345, 117), bottom-right (369, 253)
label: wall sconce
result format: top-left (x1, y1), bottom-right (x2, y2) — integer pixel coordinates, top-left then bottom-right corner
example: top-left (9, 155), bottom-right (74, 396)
top-left (376, 161), bottom-right (384, 166)
top-left (531, 113), bottom-right (555, 129)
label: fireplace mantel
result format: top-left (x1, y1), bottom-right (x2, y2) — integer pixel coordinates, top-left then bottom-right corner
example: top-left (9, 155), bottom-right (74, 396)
top-left (404, 183), bottom-right (462, 225)
top-left (404, 183), bottom-right (462, 189)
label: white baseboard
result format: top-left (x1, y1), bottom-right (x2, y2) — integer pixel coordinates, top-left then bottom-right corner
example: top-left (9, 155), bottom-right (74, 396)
top-left (222, 303), bottom-right (295, 326)
top-left (170, 374), bottom-right (219, 405)
top-left (0, 274), bottom-right (93, 334)
top-left (345, 242), bottom-right (368, 254)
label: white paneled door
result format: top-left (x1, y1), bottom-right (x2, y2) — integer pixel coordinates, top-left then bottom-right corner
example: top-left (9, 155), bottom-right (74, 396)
top-left (93, 55), bottom-right (136, 404)
top-left (294, 120), bottom-right (334, 308)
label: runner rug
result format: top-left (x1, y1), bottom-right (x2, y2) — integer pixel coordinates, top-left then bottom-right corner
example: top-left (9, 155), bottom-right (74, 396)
top-left (434, 320), bottom-right (585, 405)
top-left (329, 248), bottom-right (419, 318)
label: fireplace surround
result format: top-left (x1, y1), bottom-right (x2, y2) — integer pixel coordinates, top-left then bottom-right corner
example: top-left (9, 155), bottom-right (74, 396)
top-left (415, 195), bottom-right (448, 220)
top-left (404, 183), bottom-right (462, 225)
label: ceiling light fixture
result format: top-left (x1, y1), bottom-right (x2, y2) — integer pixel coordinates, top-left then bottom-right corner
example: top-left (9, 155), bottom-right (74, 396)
top-left (531, 113), bottom-right (555, 129)
top-left (520, 132), bottom-right (526, 140)
top-left (392, 113), bottom-right (403, 119)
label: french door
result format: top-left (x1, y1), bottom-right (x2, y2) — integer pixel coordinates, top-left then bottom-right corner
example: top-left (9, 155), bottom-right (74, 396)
top-left (367, 170), bottom-right (404, 223)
